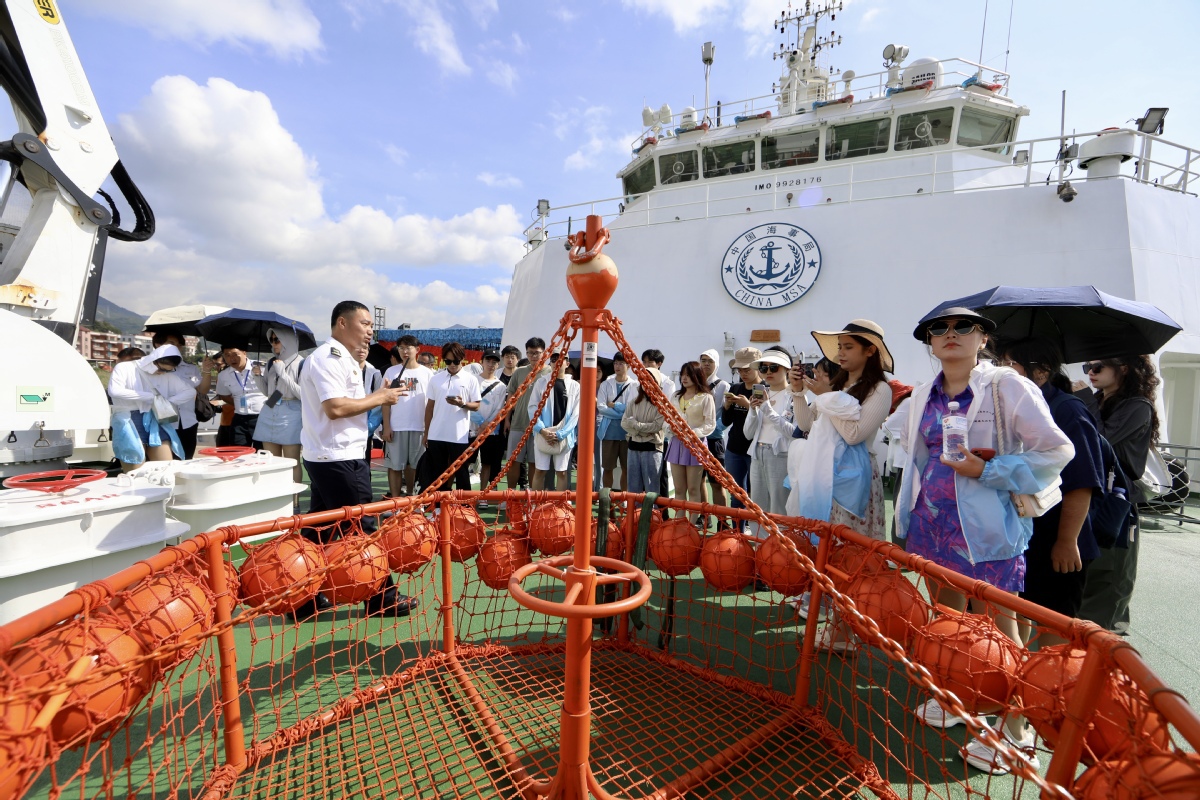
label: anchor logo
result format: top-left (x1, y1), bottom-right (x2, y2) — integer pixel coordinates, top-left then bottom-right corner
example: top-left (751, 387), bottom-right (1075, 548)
top-left (720, 223), bottom-right (821, 310)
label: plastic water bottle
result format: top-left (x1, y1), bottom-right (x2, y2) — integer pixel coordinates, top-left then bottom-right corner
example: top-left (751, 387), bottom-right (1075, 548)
top-left (942, 401), bottom-right (968, 462)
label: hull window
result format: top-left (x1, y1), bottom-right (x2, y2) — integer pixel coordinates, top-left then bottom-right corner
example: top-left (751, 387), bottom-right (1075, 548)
top-left (895, 106), bottom-right (955, 151)
top-left (762, 130), bottom-right (820, 170)
top-left (958, 108), bottom-right (1015, 155)
top-left (703, 140), bottom-right (756, 178)
top-left (623, 158), bottom-right (656, 199)
top-left (659, 150), bottom-right (700, 184)
top-left (826, 117), bottom-right (892, 160)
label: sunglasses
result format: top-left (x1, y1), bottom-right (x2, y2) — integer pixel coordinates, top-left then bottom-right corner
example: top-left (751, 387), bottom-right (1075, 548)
top-left (1082, 362), bottom-right (1108, 374)
top-left (444, 359), bottom-right (462, 366)
top-left (926, 320), bottom-right (981, 337)
top-left (758, 364), bottom-right (783, 374)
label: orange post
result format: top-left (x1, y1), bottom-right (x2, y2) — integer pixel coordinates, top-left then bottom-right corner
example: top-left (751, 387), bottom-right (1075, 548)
top-left (206, 535), bottom-right (246, 771)
top-left (794, 528), bottom-right (832, 707)
top-left (1042, 642), bottom-right (1108, 793)
top-left (440, 503), bottom-right (456, 656)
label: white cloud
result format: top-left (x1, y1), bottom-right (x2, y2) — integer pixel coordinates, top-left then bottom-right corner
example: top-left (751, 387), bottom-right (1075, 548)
top-left (564, 129), bottom-right (639, 172)
top-left (463, 0), bottom-right (499, 27)
top-left (486, 61), bottom-right (518, 91)
top-left (477, 172), bottom-right (522, 188)
top-left (860, 7), bottom-right (882, 26)
top-left (107, 76), bottom-right (522, 332)
top-left (75, 0), bottom-right (322, 58)
top-left (511, 32), bottom-right (528, 54)
top-left (383, 143), bottom-right (408, 166)
top-left (621, 0), bottom-right (729, 33)
top-left (396, 0), bottom-right (470, 76)
top-left (549, 6), bottom-right (577, 23)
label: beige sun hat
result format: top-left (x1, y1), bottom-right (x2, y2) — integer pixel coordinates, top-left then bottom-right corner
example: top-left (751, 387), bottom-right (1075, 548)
top-left (811, 319), bottom-right (894, 373)
top-left (731, 346), bottom-right (763, 369)
top-left (751, 349), bottom-right (793, 370)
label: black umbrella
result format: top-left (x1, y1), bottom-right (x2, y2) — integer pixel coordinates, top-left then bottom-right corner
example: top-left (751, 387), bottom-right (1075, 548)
top-left (922, 286), bottom-right (1182, 362)
top-left (196, 309), bottom-right (317, 353)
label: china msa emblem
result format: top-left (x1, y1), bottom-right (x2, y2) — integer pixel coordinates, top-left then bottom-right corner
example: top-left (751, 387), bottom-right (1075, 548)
top-left (721, 223), bottom-right (821, 309)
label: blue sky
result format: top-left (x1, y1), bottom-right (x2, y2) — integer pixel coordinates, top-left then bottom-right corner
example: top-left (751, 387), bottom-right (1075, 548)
top-left (54, 0), bottom-right (1199, 335)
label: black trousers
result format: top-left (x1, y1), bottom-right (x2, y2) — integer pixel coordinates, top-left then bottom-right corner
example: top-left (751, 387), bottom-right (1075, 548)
top-left (302, 458), bottom-right (391, 598)
top-left (178, 424), bottom-right (198, 459)
top-left (230, 413), bottom-right (262, 449)
top-left (426, 439), bottom-right (471, 491)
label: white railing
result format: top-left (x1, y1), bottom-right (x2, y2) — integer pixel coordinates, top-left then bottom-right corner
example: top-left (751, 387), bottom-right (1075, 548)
top-left (525, 128), bottom-right (1200, 250)
top-left (629, 55), bottom-right (1012, 150)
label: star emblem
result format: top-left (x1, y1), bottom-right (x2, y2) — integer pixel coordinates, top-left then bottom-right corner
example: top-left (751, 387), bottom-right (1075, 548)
top-left (725, 265), bottom-right (733, 273)
top-left (807, 260), bottom-right (817, 268)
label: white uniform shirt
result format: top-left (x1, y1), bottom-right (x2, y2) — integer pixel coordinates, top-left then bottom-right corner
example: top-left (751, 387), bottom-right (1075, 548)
top-left (216, 365), bottom-right (267, 415)
top-left (382, 363), bottom-right (434, 432)
top-left (426, 370), bottom-right (481, 445)
top-left (173, 362), bottom-right (202, 428)
top-left (301, 339), bottom-right (367, 462)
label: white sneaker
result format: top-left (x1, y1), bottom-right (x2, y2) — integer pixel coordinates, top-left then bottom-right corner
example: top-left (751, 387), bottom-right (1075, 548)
top-left (814, 625), bottom-right (857, 654)
top-left (961, 726), bottom-right (1040, 775)
top-left (477, 500), bottom-right (489, 509)
top-left (915, 699), bottom-right (964, 729)
top-left (792, 592), bottom-right (831, 621)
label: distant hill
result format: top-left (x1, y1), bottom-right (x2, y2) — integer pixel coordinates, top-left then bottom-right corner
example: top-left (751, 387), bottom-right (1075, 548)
top-left (95, 296), bottom-right (147, 334)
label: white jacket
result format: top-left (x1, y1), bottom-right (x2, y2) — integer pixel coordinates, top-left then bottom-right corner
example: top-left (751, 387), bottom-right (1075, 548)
top-left (890, 362), bottom-right (1074, 564)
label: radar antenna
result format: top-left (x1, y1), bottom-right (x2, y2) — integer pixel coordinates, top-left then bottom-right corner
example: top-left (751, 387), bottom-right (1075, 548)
top-left (771, 1), bottom-right (844, 115)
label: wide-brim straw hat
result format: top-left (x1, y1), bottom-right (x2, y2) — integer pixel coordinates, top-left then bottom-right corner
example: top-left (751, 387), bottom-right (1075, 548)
top-left (811, 319), bottom-right (894, 374)
top-left (911, 306), bottom-right (997, 342)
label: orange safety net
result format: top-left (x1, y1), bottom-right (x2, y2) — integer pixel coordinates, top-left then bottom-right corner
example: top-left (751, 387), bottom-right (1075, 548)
top-left (0, 305), bottom-right (1198, 800)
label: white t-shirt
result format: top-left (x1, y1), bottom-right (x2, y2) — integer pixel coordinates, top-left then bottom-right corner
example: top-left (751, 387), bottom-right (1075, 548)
top-left (426, 370), bottom-right (481, 445)
top-left (300, 339), bottom-right (367, 462)
top-left (472, 375), bottom-right (508, 437)
top-left (174, 362), bottom-right (202, 428)
top-left (382, 363), bottom-right (434, 432)
top-left (216, 365), bottom-right (267, 415)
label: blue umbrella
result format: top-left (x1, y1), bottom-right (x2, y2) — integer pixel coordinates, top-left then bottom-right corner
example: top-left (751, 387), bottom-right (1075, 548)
top-left (196, 309), bottom-right (317, 353)
top-left (921, 286), bottom-right (1181, 362)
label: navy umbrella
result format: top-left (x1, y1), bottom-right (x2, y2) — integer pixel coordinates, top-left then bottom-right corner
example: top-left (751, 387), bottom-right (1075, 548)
top-left (922, 285), bottom-right (1181, 362)
top-left (196, 309), bottom-right (317, 353)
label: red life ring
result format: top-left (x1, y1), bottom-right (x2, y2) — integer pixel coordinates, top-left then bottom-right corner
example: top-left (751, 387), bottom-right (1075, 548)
top-left (198, 446), bottom-right (256, 463)
top-left (2, 469), bottom-right (107, 494)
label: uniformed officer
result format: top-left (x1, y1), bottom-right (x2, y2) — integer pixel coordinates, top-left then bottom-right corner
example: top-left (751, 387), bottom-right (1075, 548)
top-left (295, 300), bottom-right (418, 620)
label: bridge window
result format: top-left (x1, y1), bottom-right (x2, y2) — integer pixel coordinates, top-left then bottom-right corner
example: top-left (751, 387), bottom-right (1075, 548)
top-left (703, 140), bottom-right (756, 178)
top-left (895, 107), bottom-right (955, 151)
top-left (762, 130), bottom-right (820, 170)
top-left (826, 117), bottom-right (892, 160)
top-left (659, 151), bottom-right (699, 185)
top-left (622, 158), bottom-right (656, 198)
top-left (958, 108), bottom-right (1015, 155)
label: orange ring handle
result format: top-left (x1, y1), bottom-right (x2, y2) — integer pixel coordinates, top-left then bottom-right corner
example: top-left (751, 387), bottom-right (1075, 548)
top-left (2, 468), bottom-right (106, 493)
top-left (197, 446), bottom-right (256, 462)
top-left (567, 227), bottom-right (611, 264)
top-left (508, 555), bottom-right (652, 619)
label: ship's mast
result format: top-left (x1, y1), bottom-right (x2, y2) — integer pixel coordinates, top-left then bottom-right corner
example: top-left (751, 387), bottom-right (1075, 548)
top-left (773, 1), bottom-right (844, 115)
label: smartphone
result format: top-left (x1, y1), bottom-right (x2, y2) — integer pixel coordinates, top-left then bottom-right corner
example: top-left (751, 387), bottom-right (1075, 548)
top-left (752, 383), bottom-right (767, 398)
top-left (264, 389), bottom-right (283, 408)
top-left (800, 363), bottom-right (815, 379)
top-left (971, 448), bottom-right (997, 461)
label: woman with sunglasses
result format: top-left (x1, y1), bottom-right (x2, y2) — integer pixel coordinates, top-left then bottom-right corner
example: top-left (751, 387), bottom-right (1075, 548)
top-left (1076, 355), bottom-right (1160, 636)
top-left (665, 361), bottom-right (716, 521)
top-left (894, 307), bottom-right (1073, 771)
top-left (254, 327), bottom-right (306, 499)
top-left (743, 348), bottom-right (795, 533)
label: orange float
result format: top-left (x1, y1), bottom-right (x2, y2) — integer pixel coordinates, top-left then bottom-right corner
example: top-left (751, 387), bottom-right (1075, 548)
top-left (238, 535), bottom-right (327, 613)
top-left (5, 617), bottom-right (153, 747)
top-left (1017, 644), bottom-right (1170, 761)
top-left (828, 540), bottom-right (889, 591)
top-left (0, 696), bottom-right (41, 800)
top-left (380, 512), bottom-right (438, 574)
top-left (845, 569), bottom-right (929, 646)
top-left (477, 535), bottom-right (534, 590)
top-left (594, 518), bottom-right (623, 560)
top-left (445, 504), bottom-right (487, 562)
top-left (178, 554), bottom-right (241, 607)
top-left (504, 496), bottom-right (530, 530)
top-left (107, 572), bottom-right (215, 668)
top-left (529, 502), bottom-right (576, 556)
top-left (754, 528), bottom-right (816, 597)
top-left (700, 529), bottom-right (756, 592)
top-left (632, 506), bottom-right (664, 538)
top-left (320, 536), bottom-right (390, 605)
top-left (648, 518), bottom-right (701, 577)
top-left (1075, 752), bottom-right (1200, 800)
top-left (912, 613), bottom-right (1021, 715)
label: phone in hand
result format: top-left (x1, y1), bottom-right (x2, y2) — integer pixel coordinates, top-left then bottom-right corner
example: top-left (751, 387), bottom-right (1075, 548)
top-left (970, 448), bottom-right (997, 461)
top-left (752, 383), bottom-right (767, 398)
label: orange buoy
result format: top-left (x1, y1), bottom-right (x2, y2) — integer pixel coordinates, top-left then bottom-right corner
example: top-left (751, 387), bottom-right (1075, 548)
top-left (477, 535), bottom-right (533, 590)
top-left (632, 506), bottom-right (663, 538)
top-left (380, 512), bottom-right (438, 574)
top-left (828, 540), bottom-right (889, 591)
top-left (321, 536), bottom-right (390, 605)
top-left (648, 518), bottom-right (701, 577)
top-left (0, 695), bottom-right (41, 800)
top-left (912, 613), bottom-right (1020, 715)
top-left (845, 569), bottom-right (930, 647)
top-left (755, 527), bottom-right (816, 597)
top-left (504, 496), bottom-right (530, 530)
top-left (178, 554), bottom-right (241, 607)
top-left (238, 535), bottom-right (327, 613)
top-left (1017, 644), bottom-right (1170, 761)
top-left (528, 502), bottom-right (576, 556)
top-left (445, 504), bottom-right (486, 562)
top-left (1075, 752), bottom-right (1200, 800)
top-left (700, 529), bottom-right (756, 592)
top-left (5, 617), bottom-right (153, 747)
top-left (595, 519), bottom-right (623, 560)
top-left (107, 572), bottom-right (214, 668)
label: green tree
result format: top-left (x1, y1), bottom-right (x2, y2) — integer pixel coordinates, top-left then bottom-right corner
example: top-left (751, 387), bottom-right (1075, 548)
top-left (90, 320), bottom-right (120, 334)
